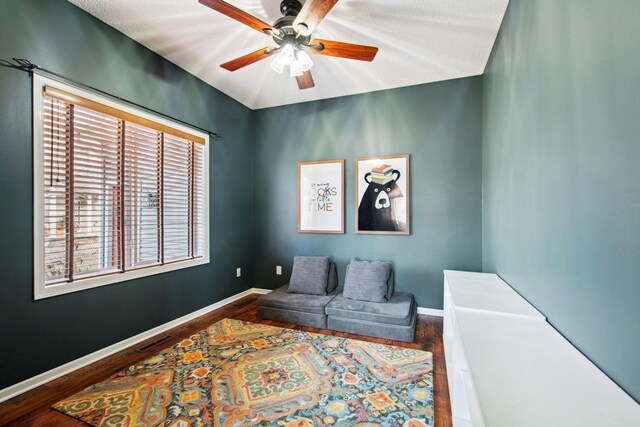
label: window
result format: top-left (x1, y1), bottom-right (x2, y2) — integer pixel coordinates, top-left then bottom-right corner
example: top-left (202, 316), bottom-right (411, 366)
top-left (33, 74), bottom-right (209, 299)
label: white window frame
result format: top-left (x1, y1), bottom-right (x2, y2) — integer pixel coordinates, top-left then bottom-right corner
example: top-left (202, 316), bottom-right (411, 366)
top-left (33, 73), bottom-right (210, 300)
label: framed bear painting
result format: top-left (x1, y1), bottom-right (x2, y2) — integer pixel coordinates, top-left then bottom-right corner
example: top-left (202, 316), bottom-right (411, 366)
top-left (298, 159), bottom-right (345, 234)
top-left (355, 154), bottom-right (410, 235)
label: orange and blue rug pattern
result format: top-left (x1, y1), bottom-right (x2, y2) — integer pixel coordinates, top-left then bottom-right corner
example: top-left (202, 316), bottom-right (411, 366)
top-left (53, 319), bottom-right (434, 426)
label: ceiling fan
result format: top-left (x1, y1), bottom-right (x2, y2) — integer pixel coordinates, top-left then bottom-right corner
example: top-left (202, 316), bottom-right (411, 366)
top-left (199, 0), bottom-right (379, 90)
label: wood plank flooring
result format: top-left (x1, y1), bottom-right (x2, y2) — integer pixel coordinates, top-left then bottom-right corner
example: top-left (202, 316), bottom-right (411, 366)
top-left (0, 294), bottom-right (451, 426)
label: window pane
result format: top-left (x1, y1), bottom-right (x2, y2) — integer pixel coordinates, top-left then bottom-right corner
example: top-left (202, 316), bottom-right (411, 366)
top-left (124, 123), bottom-right (161, 268)
top-left (43, 97), bottom-right (70, 283)
top-left (163, 134), bottom-right (191, 261)
top-left (193, 143), bottom-right (205, 258)
top-left (72, 105), bottom-right (122, 278)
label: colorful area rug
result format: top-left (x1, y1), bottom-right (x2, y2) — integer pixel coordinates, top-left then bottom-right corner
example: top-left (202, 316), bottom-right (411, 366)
top-left (53, 318), bottom-right (434, 426)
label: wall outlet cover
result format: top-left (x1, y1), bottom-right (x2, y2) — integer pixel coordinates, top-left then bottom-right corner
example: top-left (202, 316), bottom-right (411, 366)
top-left (276, 266), bottom-right (282, 275)
top-left (236, 268), bottom-right (241, 277)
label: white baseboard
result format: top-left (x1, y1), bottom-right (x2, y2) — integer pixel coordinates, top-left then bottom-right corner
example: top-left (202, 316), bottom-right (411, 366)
top-left (418, 307), bottom-right (444, 317)
top-left (0, 287), bottom-right (271, 404)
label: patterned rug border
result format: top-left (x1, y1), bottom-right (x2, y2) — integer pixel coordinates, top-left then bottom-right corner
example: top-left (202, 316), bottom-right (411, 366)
top-left (53, 318), bottom-right (434, 427)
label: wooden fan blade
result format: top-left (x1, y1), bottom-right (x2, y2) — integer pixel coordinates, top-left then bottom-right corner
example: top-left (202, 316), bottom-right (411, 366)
top-left (296, 71), bottom-right (315, 90)
top-left (309, 39), bottom-right (378, 61)
top-left (199, 0), bottom-right (272, 34)
top-left (293, 0), bottom-right (339, 35)
top-left (220, 47), bottom-right (278, 71)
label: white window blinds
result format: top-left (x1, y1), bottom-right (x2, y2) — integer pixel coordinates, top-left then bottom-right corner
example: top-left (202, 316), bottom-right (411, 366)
top-left (39, 83), bottom-right (207, 289)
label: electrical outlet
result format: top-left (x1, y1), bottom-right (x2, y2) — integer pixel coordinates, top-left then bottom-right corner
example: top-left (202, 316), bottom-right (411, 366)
top-left (276, 266), bottom-right (282, 275)
top-left (236, 268), bottom-right (241, 277)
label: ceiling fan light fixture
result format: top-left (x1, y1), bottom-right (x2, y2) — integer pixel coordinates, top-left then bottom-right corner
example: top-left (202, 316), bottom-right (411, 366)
top-left (202, 0), bottom-right (377, 90)
top-left (289, 49), bottom-right (312, 77)
top-left (289, 58), bottom-right (304, 77)
top-left (295, 49), bottom-right (313, 72)
top-left (270, 55), bottom-right (285, 73)
top-left (270, 43), bottom-right (295, 73)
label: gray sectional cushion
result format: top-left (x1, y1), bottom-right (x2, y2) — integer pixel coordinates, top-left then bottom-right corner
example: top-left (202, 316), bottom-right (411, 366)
top-left (343, 259), bottom-right (393, 303)
top-left (327, 307), bottom-right (416, 342)
top-left (386, 269), bottom-right (395, 300)
top-left (326, 292), bottom-right (415, 326)
top-left (288, 256), bottom-right (330, 295)
top-left (327, 262), bottom-right (338, 293)
top-left (257, 306), bottom-right (328, 329)
top-left (344, 265), bottom-right (394, 300)
top-left (259, 284), bottom-right (341, 315)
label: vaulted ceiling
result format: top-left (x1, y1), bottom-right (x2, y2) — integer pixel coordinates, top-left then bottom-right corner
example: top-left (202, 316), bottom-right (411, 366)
top-left (68, 0), bottom-right (509, 110)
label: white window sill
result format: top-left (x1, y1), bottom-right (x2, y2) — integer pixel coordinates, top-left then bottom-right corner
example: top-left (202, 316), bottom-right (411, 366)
top-left (34, 256), bottom-right (209, 300)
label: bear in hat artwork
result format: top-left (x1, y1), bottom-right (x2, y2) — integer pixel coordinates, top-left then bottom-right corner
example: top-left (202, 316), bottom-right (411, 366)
top-left (358, 163), bottom-right (407, 232)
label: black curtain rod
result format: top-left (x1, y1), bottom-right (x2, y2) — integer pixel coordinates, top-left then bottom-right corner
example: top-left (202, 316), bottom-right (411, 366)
top-left (0, 58), bottom-right (222, 141)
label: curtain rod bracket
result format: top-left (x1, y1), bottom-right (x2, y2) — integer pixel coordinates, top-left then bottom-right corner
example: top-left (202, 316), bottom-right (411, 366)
top-left (0, 58), bottom-right (40, 75)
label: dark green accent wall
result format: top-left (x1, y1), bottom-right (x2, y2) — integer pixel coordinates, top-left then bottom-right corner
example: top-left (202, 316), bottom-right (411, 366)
top-left (0, 0), bottom-right (254, 389)
top-left (252, 79), bottom-right (483, 309)
top-left (482, 0), bottom-right (640, 401)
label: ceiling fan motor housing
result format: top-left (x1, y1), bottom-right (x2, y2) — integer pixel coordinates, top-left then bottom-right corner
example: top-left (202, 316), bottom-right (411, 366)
top-left (280, 0), bottom-right (302, 16)
top-left (273, 12), bottom-right (311, 46)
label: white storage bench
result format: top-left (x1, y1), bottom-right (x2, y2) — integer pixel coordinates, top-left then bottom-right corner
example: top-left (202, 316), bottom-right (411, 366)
top-left (443, 270), bottom-right (640, 427)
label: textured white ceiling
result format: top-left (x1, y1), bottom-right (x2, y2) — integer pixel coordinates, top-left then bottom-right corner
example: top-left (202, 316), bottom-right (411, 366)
top-left (68, 0), bottom-right (509, 110)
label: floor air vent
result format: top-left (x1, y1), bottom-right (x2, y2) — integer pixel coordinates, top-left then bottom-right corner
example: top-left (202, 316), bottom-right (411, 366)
top-left (136, 335), bottom-right (173, 352)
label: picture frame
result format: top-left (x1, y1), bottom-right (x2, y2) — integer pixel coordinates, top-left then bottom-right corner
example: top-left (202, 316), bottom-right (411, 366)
top-left (355, 154), bottom-right (410, 235)
top-left (298, 159), bottom-right (345, 234)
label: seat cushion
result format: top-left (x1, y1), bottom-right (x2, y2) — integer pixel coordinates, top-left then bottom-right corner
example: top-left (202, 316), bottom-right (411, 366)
top-left (288, 256), bottom-right (330, 295)
top-left (257, 306), bottom-right (328, 329)
top-left (327, 307), bottom-right (416, 342)
top-left (343, 259), bottom-right (393, 303)
top-left (258, 285), bottom-right (341, 315)
top-left (325, 291), bottom-right (415, 326)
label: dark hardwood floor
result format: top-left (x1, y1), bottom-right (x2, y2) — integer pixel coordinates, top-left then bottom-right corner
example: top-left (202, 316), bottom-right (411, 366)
top-left (0, 294), bottom-right (451, 426)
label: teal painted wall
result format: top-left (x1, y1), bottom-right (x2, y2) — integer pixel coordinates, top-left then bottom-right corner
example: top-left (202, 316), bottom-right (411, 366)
top-left (483, 0), bottom-right (640, 401)
top-left (0, 0), bottom-right (254, 389)
top-left (6, 0), bottom-right (636, 405)
top-left (252, 78), bottom-right (483, 309)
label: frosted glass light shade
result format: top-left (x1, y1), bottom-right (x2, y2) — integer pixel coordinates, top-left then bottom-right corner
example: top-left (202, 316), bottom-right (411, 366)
top-left (270, 44), bottom-right (295, 74)
top-left (296, 49), bottom-right (313, 72)
top-left (290, 58), bottom-right (304, 77)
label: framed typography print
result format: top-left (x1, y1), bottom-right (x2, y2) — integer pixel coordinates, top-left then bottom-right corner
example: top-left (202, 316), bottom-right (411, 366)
top-left (356, 154), bottom-right (410, 235)
top-left (298, 159), bottom-right (344, 233)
